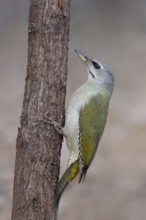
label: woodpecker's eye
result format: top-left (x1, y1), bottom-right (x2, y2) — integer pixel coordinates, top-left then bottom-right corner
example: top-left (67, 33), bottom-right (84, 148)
top-left (92, 61), bottom-right (100, 69)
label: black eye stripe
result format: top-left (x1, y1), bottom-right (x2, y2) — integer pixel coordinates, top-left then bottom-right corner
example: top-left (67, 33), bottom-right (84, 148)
top-left (92, 61), bottom-right (100, 69)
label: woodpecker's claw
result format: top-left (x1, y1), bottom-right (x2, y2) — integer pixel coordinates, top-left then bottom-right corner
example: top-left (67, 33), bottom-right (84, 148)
top-left (43, 116), bottom-right (65, 136)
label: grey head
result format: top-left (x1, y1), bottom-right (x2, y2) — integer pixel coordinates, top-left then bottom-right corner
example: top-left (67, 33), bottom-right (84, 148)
top-left (74, 49), bottom-right (114, 90)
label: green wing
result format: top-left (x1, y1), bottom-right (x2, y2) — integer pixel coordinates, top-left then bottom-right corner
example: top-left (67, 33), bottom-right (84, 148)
top-left (78, 94), bottom-right (109, 182)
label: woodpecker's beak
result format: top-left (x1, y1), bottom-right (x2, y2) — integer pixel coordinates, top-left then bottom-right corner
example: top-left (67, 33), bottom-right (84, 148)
top-left (74, 49), bottom-right (92, 66)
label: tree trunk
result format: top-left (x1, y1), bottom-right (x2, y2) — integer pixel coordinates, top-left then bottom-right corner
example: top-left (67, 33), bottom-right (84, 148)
top-left (11, 1), bottom-right (71, 220)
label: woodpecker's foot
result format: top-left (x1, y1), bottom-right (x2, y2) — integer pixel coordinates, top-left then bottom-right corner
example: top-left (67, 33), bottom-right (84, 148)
top-left (44, 117), bottom-right (64, 136)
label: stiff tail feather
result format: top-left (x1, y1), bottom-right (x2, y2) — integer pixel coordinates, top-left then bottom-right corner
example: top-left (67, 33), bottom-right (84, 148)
top-left (79, 166), bottom-right (88, 183)
top-left (54, 160), bottom-right (79, 209)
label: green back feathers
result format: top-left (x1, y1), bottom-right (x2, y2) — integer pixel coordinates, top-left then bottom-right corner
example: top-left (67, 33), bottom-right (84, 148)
top-left (78, 94), bottom-right (109, 182)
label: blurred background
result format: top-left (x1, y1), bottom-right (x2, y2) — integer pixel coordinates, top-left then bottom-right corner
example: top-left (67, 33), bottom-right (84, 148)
top-left (0, 0), bottom-right (146, 219)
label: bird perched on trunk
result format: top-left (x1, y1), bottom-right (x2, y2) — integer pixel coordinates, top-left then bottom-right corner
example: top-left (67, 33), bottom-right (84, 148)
top-left (49, 50), bottom-right (114, 209)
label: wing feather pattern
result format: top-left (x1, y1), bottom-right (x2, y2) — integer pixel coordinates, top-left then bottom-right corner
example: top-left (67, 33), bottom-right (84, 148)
top-left (78, 94), bottom-right (109, 182)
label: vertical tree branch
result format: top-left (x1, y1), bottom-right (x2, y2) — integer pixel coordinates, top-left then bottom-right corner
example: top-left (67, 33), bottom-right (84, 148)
top-left (11, 0), bottom-right (71, 220)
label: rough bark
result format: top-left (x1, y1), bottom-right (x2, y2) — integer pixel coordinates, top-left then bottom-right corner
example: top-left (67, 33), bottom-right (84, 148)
top-left (11, 0), bottom-right (71, 220)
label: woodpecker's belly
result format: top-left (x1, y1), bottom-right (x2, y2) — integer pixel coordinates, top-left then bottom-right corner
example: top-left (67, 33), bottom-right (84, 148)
top-left (64, 109), bottom-right (79, 166)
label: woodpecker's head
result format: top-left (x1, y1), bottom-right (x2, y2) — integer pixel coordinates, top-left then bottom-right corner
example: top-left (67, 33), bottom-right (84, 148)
top-left (74, 49), bottom-right (114, 88)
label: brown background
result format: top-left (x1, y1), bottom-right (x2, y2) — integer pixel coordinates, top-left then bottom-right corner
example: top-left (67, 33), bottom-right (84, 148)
top-left (0, 1), bottom-right (146, 220)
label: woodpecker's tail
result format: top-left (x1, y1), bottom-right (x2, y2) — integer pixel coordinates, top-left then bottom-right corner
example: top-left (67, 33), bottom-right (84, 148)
top-left (54, 160), bottom-right (79, 209)
top-left (78, 166), bottom-right (88, 183)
